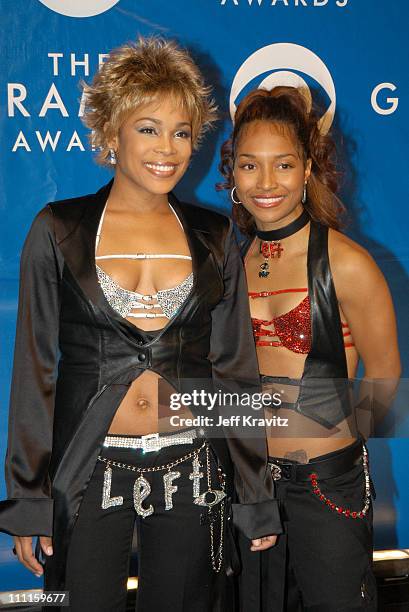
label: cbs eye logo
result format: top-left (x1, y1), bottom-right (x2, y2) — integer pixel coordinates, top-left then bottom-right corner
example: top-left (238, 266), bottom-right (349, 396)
top-left (38, 0), bottom-right (120, 18)
top-left (230, 42), bottom-right (336, 134)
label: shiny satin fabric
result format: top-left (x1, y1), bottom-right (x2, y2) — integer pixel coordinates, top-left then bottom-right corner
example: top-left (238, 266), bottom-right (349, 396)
top-left (242, 220), bottom-right (352, 429)
top-left (0, 181), bottom-right (281, 590)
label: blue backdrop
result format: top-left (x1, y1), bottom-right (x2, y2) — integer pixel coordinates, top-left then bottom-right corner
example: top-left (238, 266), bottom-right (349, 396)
top-left (1, 0), bottom-right (408, 591)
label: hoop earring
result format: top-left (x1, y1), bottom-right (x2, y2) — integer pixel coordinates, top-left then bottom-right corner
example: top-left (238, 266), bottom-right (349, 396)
top-left (109, 149), bottom-right (117, 165)
top-left (231, 186), bottom-right (242, 205)
top-left (302, 182), bottom-right (307, 205)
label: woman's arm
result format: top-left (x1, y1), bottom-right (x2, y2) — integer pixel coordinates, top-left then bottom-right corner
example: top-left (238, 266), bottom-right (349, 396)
top-left (0, 206), bottom-right (62, 538)
top-left (330, 230), bottom-right (401, 428)
top-left (208, 219), bottom-right (282, 544)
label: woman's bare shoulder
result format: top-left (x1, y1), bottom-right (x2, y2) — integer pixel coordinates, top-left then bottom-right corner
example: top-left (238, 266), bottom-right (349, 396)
top-left (328, 228), bottom-right (385, 294)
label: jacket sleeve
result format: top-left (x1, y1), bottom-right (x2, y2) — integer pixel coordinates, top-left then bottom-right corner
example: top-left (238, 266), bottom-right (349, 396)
top-left (0, 206), bottom-right (62, 537)
top-left (208, 219), bottom-right (283, 540)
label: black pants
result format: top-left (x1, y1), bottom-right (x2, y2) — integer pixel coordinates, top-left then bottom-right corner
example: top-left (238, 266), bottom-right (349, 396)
top-left (239, 441), bottom-right (377, 611)
top-left (61, 439), bottom-right (227, 612)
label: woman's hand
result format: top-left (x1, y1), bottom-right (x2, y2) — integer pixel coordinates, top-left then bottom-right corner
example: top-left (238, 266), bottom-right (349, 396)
top-left (13, 535), bottom-right (53, 577)
top-left (250, 534), bottom-right (277, 551)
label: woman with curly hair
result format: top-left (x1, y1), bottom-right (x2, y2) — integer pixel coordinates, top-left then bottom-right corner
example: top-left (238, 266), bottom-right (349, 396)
top-left (219, 86), bottom-right (400, 611)
top-left (0, 39), bottom-right (279, 611)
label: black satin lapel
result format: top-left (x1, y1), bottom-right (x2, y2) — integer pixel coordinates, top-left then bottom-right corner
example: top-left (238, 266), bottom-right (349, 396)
top-left (190, 228), bottom-right (213, 286)
top-left (240, 236), bottom-right (254, 259)
top-left (306, 220), bottom-right (320, 359)
top-left (57, 181), bottom-right (113, 310)
top-left (167, 195), bottom-right (213, 299)
top-left (303, 220), bottom-right (348, 377)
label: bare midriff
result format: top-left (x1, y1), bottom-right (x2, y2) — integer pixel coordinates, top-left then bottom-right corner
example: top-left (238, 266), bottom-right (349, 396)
top-left (108, 369), bottom-right (195, 436)
top-left (261, 342), bottom-right (359, 461)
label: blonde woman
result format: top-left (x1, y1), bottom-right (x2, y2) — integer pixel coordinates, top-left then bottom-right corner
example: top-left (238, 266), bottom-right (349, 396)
top-left (0, 39), bottom-right (278, 611)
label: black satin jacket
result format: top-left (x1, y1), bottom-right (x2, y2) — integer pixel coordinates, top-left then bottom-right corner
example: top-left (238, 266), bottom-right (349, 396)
top-left (0, 181), bottom-right (281, 588)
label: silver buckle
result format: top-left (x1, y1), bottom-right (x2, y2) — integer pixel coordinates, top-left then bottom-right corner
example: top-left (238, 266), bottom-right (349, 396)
top-left (141, 433), bottom-right (161, 452)
top-left (270, 463), bottom-right (282, 481)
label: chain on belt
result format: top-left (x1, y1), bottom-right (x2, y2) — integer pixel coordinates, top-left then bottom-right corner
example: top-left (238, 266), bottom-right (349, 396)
top-left (97, 440), bottom-right (226, 572)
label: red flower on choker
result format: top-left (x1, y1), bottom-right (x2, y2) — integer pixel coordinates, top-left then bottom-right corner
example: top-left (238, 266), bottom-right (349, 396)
top-left (256, 209), bottom-right (310, 278)
top-left (260, 241), bottom-right (284, 259)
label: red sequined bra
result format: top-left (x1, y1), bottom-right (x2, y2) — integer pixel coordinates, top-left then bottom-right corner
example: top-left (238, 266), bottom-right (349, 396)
top-left (249, 288), bottom-right (353, 354)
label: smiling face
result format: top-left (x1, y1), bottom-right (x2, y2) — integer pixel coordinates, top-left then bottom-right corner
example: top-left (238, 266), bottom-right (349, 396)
top-left (233, 120), bottom-right (311, 230)
top-left (110, 96), bottom-right (193, 199)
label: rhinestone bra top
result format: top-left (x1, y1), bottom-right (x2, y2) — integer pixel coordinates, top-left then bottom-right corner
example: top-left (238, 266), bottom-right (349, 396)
top-left (96, 265), bottom-right (193, 319)
top-left (95, 203), bottom-right (194, 320)
top-left (249, 288), bottom-right (353, 353)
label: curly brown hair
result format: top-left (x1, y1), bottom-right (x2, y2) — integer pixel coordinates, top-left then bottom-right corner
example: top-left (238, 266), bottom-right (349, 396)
top-left (218, 86), bottom-right (345, 236)
top-left (82, 36), bottom-right (218, 166)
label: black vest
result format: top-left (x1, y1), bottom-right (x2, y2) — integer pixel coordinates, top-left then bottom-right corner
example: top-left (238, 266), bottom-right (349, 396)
top-left (242, 220), bottom-right (351, 429)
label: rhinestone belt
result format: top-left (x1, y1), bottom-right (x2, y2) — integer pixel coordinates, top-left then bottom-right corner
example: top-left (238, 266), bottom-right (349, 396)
top-left (103, 429), bottom-right (198, 453)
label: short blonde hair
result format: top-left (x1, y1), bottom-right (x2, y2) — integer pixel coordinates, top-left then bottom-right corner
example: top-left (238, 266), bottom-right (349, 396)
top-left (82, 36), bottom-right (218, 166)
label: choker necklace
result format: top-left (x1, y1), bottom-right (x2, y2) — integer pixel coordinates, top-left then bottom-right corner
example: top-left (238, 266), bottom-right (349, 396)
top-left (256, 209), bottom-right (310, 278)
